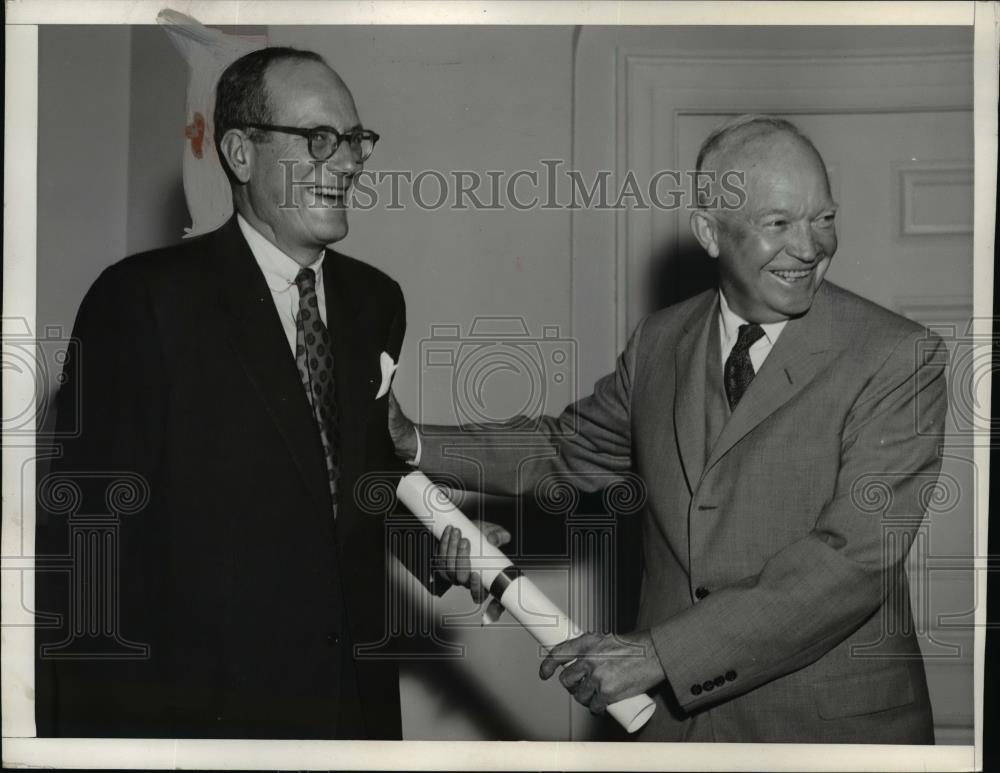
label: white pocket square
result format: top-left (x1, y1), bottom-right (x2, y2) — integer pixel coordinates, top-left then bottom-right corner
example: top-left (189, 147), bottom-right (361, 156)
top-left (375, 351), bottom-right (398, 399)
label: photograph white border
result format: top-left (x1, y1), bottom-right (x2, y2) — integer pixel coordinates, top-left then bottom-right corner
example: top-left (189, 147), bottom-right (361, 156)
top-left (3, 2), bottom-right (994, 770)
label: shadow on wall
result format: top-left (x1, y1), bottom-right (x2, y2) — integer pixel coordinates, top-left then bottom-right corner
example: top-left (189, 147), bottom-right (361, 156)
top-left (648, 239), bottom-right (719, 312)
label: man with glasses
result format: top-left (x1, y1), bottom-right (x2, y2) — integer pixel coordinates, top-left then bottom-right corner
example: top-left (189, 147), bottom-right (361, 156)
top-left (35, 47), bottom-right (457, 740)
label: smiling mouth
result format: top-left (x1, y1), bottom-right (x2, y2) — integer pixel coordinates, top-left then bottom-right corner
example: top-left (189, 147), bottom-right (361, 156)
top-left (769, 267), bottom-right (815, 284)
top-left (309, 186), bottom-right (348, 206)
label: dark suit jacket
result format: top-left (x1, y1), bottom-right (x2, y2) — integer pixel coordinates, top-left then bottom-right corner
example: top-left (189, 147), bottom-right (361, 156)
top-left (420, 282), bottom-right (948, 743)
top-left (35, 217), bottom-right (428, 739)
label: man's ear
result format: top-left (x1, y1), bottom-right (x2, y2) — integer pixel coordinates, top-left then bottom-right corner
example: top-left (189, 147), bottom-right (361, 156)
top-left (689, 209), bottom-right (721, 259)
top-left (219, 129), bottom-right (253, 184)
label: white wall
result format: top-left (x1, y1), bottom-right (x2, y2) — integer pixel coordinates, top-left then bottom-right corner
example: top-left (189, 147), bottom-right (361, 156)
top-left (37, 26), bottom-right (132, 399)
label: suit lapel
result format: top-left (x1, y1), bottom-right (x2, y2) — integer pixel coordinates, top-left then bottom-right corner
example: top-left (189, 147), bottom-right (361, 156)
top-left (703, 286), bottom-right (838, 475)
top-left (672, 293), bottom-right (717, 495)
top-left (323, 251), bottom-right (371, 540)
top-left (211, 218), bottom-right (334, 515)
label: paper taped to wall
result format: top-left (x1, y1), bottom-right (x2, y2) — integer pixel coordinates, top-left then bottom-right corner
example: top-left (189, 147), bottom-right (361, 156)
top-left (157, 10), bottom-right (265, 238)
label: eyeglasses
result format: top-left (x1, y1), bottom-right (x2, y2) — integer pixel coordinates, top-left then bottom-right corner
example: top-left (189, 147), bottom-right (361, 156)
top-left (244, 123), bottom-right (380, 162)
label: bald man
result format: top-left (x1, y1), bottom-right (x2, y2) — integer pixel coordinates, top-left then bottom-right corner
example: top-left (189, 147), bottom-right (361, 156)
top-left (35, 47), bottom-right (449, 740)
top-left (391, 115), bottom-right (947, 743)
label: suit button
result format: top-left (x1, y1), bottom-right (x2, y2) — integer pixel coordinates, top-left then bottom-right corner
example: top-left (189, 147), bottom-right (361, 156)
top-left (725, 670), bottom-right (737, 681)
top-left (695, 586), bottom-right (710, 600)
top-left (691, 684), bottom-right (702, 696)
top-left (702, 680), bottom-right (714, 692)
top-left (713, 675), bottom-right (725, 687)
top-left (326, 632), bottom-right (340, 647)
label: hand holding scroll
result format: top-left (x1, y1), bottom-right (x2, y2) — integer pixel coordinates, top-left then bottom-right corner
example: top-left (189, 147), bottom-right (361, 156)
top-left (540, 630), bottom-right (666, 715)
top-left (436, 522), bottom-right (511, 604)
top-left (436, 523), bottom-right (664, 718)
top-left (397, 471), bottom-right (657, 732)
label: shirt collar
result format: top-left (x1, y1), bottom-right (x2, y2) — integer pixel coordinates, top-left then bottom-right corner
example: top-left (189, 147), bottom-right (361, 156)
top-left (237, 213), bottom-right (325, 293)
top-left (718, 290), bottom-right (788, 348)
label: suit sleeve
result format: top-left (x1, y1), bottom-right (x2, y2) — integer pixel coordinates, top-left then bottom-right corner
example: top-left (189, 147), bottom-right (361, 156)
top-left (650, 330), bottom-right (948, 712)
top-left (49, 265), bottom-right (167, 482)
top-left (35, 264), bottom-right (168, 734)
top-left (416, 318), bottom-right (644, 497)
top-left (385, 279), bottom-right (406, 363)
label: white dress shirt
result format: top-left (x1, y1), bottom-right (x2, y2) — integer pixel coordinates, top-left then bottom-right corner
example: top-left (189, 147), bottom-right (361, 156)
top-left (717, 291), bottom-right (787, 375)
top-left (237, 214), bottom-right (327, 355)
top-left (238, 215), bottom-right (420, 464)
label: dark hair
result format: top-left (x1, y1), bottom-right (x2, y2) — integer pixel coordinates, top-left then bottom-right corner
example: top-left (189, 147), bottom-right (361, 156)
top-left (213, 47), bottom-right (327, 183)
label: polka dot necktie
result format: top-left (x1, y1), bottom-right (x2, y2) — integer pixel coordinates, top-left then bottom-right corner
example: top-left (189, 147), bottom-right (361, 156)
top-left (724, 323), bottom-right (765, 411)
top-left (294, 267), bottom-right (340, 513)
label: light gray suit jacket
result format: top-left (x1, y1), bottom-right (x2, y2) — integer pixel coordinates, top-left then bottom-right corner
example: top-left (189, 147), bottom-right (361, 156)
top-left (419, 281), bottom-right (947, 743)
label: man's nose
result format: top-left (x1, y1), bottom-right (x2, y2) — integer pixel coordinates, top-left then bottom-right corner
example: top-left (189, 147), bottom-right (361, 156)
top-left (326, 140), bottom-right (359, 177)
top-left (786, 222), bottom-right (820, 262)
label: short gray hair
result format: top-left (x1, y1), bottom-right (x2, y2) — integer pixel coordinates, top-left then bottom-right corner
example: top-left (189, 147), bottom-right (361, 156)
top-left (695, 114), bottom-right (821, 173)
top-left (694, 114), bottom-right (827, 209)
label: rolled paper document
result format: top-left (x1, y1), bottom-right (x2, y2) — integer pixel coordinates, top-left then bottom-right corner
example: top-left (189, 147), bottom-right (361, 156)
top-left (396, 471), bottom-right (657, 734)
